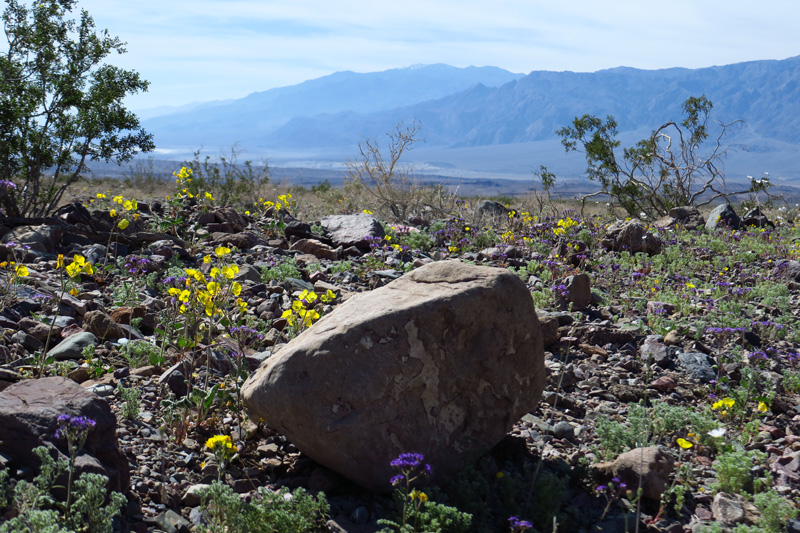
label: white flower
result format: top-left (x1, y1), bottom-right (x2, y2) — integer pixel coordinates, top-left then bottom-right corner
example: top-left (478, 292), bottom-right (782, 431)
top-left (708, 428), bottom-right (727, 438)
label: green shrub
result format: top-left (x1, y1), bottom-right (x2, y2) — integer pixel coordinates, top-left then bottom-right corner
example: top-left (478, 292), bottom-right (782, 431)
top-left (261, 257), bottom-right (303, 283)
top-left (713, 449), bottom-right (766, 495)
top-left (197, 481), bottom-right (329, 533)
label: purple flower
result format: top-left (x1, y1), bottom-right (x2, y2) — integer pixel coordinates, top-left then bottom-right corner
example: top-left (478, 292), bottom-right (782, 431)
top-left (390, 452), bottom-right (426, 470)
top-left (508, 516), bottom-right (533, 530)
top-left (390, 474), bottom-right (404, 486)
top-left (596, 485), bottom-right (608, 492)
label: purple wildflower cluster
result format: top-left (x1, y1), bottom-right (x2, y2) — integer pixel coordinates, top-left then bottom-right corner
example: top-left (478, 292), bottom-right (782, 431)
top-left (229, 325), bottom-right (265, 346)
top-left (508, 516), bottom-right (533, 531)
top-left (124, 256), bottom-right (151, 275)
top-left (389, 452), bottom-right (432, 487)
top-left (0, 179), bottom-right (16, 189)
top-left (706, 326), bottom-right (745, 335)
top-left (55, 414), bottom-right (96, 450)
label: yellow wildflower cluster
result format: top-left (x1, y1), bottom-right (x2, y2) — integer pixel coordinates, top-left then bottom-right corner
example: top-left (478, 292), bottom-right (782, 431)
top-left (0, 260), bottom-right (28, 278)
top-left (409, 489), bottom-right (428, 502)
top-left (281, 289), bottom-right (336, 331)
top-left (246, 193), bottom-right (295, 216)
top-left (552, 217), bottom-right (579, 236)
top-left (61, 254), bottom-right (94, 278)
top-left (168, 246), bottom-right (243, 318)
top-left (205, 434), bottom-right (237, 453)
top-left (109, 194), bottom-right (139, 230)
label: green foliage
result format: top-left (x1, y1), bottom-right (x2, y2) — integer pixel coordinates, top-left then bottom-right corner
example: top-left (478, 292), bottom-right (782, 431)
top-left (556, 96), bottom-right (762, 218)
top-left (117, 382), bottom-right (141, 420)
top-left (783, 369), bottom-right (800, 393)
top-left (713, 449), bottom-right (766, 495)
top-left (260, 257), bottom-right (303, 283)
top-left (0, 0), bottom-right (153, 217)
top-left (595, 402), bottom-right (719, 459)
top-left (119, 339), bottom-right (163, 368)
top-left (0, 447), bottom-right (124, 533)
top-left (196, 481), bottom-right (329, 533)
top-left (753, 489), bottom-right (798, 532)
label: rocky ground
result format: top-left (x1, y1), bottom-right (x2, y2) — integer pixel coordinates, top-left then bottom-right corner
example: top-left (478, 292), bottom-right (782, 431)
top-left (1, 193), bottom-right (799, 533)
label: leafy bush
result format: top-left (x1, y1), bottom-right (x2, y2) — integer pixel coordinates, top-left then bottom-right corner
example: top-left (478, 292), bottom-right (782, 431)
top-left (197, 481), bottom-right (329, 533)
top-left (0, 0), bottom-right (153, 217)
top-left (261, 257), bottom-right (303, 283)
top-left (713, 449), bottom-right (766, 495)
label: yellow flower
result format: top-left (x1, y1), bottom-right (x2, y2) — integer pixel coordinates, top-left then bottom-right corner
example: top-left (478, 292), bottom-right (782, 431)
top-left (112, 195), bottom-right (123, 204)
top-left (214, 246), bottom-right (231, 257)
top-left (758, 402), bottom-right (768, 413)
top-left (69, 287), bottom-right (79, 296)
top-left (281, 309), bottom-right (293, 319)
top-left (207, 281), bottom-right (219, 295)
top-left (118, 219), bottom-right (129, 230)
top-left (109, 208), bottom-right (117, 218)
top-left (15, 265), bottom-right (29, 277)
top-left (713, 397), bottom-right (735, 410)
top-left (210, 267), bottom-right (220, 279)
top-left (231, 282), bottom-right (242, 296)
top-left (676, 438), bottom-right (693, 449)
top-left (95, 193), bottom-right (106, 199)
top-left (685, 283), bottom-right (696, 289)
top-left (204, 192), bottom-right (214, 201)
top-left (362, 209), bottom-right (373, 214)
top-left (203, 255), bottom-right (211, 264)
top-left (56, 254), bottom-right (64, 269)
top-left (205, 435), bottom-right (237, 453)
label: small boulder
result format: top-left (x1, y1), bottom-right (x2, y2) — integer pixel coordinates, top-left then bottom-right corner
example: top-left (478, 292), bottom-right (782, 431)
top-left (242, 260), bottom-right (545, 492)
top-left (321, 214), bottom-right (385, 250)
top-left (0, 377), bottom-right (129, 494)
top-left (678, 352), bottom-right (716, 383)
top-left (653, 206), bottom-right (705, 230)
top-left (290, 238), bottom-right (338, 261)
top-left (705, 204), bottom-right (741, 231)
top-left (601, 219), bottom-right (662, 255)
top-left (47, 331), bottom-right (99, 360)
top-left (83, 310), bottom-right (126, 341)
top-left (558, 273), bottom-right (592, 310)
top-left (742, 207), bottom-right (774, 228)
top-left (1, 224), bottom-right (63, 254)
top-left (593, 447), bottom-right (674, 500)
top-left (476, 200), bottom-right (513, 219)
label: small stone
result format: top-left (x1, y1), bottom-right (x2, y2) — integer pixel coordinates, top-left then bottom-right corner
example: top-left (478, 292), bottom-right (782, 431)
top-left (553, 421), bottom-right (574, 440)
top-left (182, 484), bottom-right (210, 507)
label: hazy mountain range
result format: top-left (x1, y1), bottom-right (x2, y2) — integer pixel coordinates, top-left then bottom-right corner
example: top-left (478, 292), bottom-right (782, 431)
top-left (141, 57), bottom-right (800, 184)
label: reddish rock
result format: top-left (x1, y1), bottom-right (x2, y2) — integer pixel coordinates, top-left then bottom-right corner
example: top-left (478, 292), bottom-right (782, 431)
top-left (0, 377), bottom-right (129, 494)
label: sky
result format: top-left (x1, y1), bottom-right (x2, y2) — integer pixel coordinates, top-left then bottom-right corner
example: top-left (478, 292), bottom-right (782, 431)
top-left (66, 0), bottom-right (800, 111)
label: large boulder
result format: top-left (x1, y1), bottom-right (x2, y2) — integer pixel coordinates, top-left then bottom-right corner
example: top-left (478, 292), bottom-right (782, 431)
top-left (601, 219), bottom-right (662, 255)
top-left (0, 377), bottom-right (129, 494)
top-left (242, 260), bottom-right (545, 492)
top-left (320, 214), bottom-right (385, 250)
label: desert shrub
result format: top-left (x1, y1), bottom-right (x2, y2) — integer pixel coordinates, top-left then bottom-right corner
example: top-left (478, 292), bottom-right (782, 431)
top-left (197, 481), bottom-right (329, 533)
top-left (261, 257), bottom-right (303, 283)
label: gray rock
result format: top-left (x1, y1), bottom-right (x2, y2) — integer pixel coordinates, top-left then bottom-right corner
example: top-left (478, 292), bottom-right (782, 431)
top-left (553, 421), bottom-right (574, 440)
top-left (321, 214), bottom-right (385, 250)
top-left (83, 310), bottom-right (125, 341)
top-left (476, 200), bottom-right (513, 219)
top-left (148, 509), bottom-right (192, 533)
top-left (711, 492), bottom-right (745, 525)
top-left (47, 331), bottom-right (99, 360)
top-left (705, 204), bottom-right (741, 231)
top-left (560, 273), bottom-right (591, 310)
top-left (1, 224), bottom-right (63, 253)
top-left (601, 219), bottom-right (662, 255)
top-left (742, 206), bottom-right (774, 228)
top-left (678, 352), bottom-right (716, 383)
top-left (242, 260), bottom-right (545, 492)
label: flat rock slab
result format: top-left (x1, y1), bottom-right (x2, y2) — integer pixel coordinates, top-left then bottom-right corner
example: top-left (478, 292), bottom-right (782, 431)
top-left (242, 260), bottom-right (545, 492)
